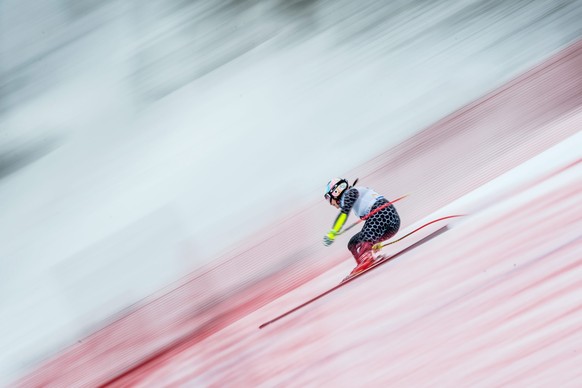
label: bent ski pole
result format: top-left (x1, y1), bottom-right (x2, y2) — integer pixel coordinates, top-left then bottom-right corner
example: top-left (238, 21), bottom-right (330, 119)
top-left (372, 214), bottom-right (465, 251)
top-left (337, 194), bottom-right (409, 236)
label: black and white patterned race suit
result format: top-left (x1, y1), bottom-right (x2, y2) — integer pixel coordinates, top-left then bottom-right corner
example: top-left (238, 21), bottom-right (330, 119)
top-left (338, 187), bottom-right (400, 264)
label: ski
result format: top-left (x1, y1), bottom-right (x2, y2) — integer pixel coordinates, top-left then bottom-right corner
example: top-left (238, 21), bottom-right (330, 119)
top-left (258, 215), bottom-right (463, 329)
top-left (339, 254), bottom-right (392, 283)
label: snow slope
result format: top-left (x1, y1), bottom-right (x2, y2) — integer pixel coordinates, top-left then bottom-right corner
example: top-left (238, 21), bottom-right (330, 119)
top-left (3, 0), bottom-right (582, 385)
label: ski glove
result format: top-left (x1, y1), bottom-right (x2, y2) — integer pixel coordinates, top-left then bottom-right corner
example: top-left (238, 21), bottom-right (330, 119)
top-left (323, 230), bottom-right (337, 246)
top-left (323, 212), bottom-right (349, 247)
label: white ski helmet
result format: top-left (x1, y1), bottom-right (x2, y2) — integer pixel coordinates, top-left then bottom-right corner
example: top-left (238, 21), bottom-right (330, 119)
top-left (324, 177), bottom-right (358, 203)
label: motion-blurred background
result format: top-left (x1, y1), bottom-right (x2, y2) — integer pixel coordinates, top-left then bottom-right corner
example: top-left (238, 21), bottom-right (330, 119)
top-left (1, 0), bottom-right (581, 386)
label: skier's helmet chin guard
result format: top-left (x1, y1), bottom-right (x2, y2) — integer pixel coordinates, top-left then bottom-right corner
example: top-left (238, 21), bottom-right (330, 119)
top-left (324, 178), bottom-right (349, 204)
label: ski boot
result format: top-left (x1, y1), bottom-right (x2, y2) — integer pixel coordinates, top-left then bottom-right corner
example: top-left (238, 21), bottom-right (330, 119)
top-left (341, 250), bottom-right (376, 282)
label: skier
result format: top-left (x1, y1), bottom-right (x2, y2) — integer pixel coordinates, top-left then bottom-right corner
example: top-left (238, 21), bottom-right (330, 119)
top-left (323, 178), bottom-right (401, 276)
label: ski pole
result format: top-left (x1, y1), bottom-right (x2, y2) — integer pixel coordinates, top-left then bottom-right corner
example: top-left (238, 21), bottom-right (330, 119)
top-left (337, 194), bottom-right (409, 236)
top-left (372, 214), bottom-right (465, 251)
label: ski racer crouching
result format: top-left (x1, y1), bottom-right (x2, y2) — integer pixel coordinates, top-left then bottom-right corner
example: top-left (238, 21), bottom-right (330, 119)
top-left (323, 178), bottom-right (401, 276)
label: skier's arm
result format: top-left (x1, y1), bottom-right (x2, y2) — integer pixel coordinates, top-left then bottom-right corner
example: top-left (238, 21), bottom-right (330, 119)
top-left (328, 212), bottom-right (348, 237)
top-left (324, 189), bottom-right (359, 245)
